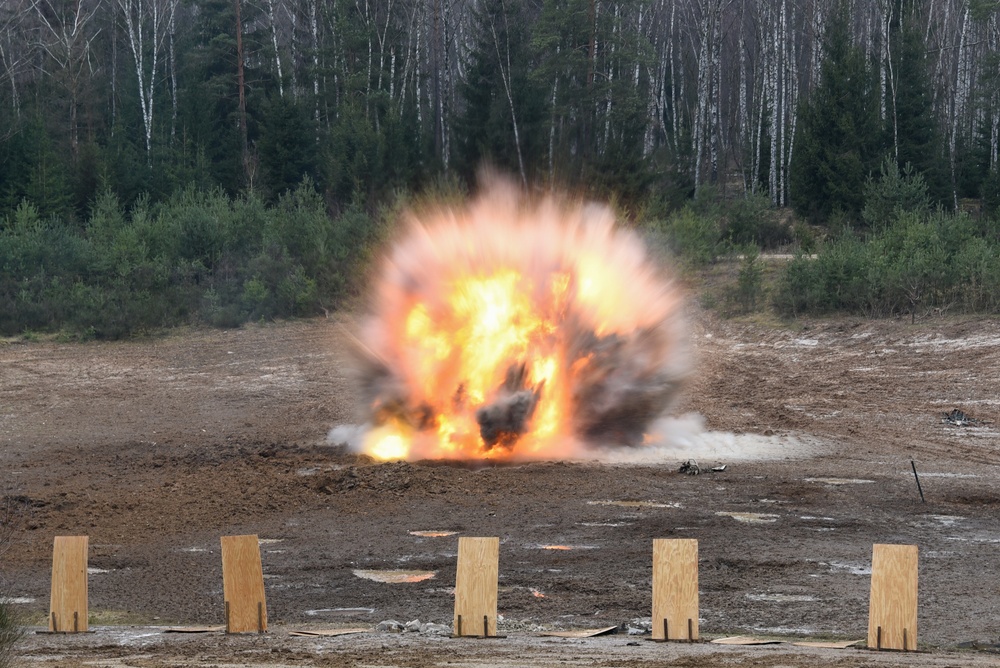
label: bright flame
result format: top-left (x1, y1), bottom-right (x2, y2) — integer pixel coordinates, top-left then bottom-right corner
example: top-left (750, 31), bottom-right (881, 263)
top-left (353, 178), bottom-right (686, 461)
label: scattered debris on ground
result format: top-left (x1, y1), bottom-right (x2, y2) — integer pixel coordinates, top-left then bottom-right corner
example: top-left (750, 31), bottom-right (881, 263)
top-left (942, 409), bottom-right (990, 426)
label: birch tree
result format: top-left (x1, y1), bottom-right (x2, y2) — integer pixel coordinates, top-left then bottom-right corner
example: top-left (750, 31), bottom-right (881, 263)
top-left (33, 0), bottom-right (104, 157)
top-left (116, 0), bottom-right (177, 157)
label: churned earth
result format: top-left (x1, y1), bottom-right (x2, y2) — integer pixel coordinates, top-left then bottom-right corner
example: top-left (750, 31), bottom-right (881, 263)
top-left (2, 306), bottom-right (1000, 667)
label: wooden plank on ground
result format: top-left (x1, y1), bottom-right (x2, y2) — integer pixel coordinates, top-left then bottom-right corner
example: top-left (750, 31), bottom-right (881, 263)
top-left (453, 537), bottom-right (499, 637)
top-left (791, 639), bottom-right (864, 649)
top-left (288, 628), bottom-right (371, 637)
top-left (221, 534), bottom-right (268, 633)
top-left (651, 538), bottom-right (699, 641)
top-left (867, 543), bottom-right (918, 651)
top-left (49, 536), bottom-right (88, 633)
top-left (538, 626), bottom-right (619, 638)
top-left (710, 636), bottom-right (784, 645)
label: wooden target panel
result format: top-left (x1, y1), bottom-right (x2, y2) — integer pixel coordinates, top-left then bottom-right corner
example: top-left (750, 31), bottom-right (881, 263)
top-left (49, 536), bottom-right (89, 633)
top-left (453, 537), bottom-right (499, 637)
top-left (220, 534), bottom-right (268, 633)
top-left (867, 544), bottom-right (918, 651)
top-left (651, 538), bottom-right (699, 641)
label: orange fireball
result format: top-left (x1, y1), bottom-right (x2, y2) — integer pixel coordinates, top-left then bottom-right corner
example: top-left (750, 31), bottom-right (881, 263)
top-left (353, 179), bottom-right (687, 461)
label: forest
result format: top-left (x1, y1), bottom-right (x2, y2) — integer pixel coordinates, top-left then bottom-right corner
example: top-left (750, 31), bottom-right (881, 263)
top-left (2, 0), bottom-right (1000, 337)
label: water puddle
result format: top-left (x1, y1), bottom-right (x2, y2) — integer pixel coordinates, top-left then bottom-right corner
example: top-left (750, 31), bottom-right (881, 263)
top-left (804, 478), bottom-right (874, 485)
top-left (87, 567), bottom-right (111, 574)
top-left (0, 597), bottom-right (34, 604)
top-left (930, 515), bottom-right (965, 527)
top-left (746, 593), bottom-right (818, 603)
top-left (579, 521), bottom-right (633, 527)
top-left (587, 500), bottom-right (680, 509)
top-left (408, 530), bottom-right (459, 537)
top-left (352, 569), bottom-right (436, 583)
top-left (531, 544), bottom-right (598, 551)
top-left (258, 538), bottom-right (284, 545)
top-left (715, 512), bottom-right (779, 524)
top-left (305, 607), bottom-right (375, 616)
top-left (907, 472), bottom-right (978, 478)
top-left (824, 561), bottom-right (871, 575)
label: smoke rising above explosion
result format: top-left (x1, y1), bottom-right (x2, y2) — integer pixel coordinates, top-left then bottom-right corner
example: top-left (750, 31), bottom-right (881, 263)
top-left (350, 179), bottom-right (688, 461)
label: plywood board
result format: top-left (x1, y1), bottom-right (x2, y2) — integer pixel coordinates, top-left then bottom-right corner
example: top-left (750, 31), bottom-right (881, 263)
top-left (288, 628), bottom-right (371, 637)
top-left (651, 538), bottom-right (699, 641)
top-left (791, 639), bottom-right (864, 649)
top-left (49, 536), bottom-right (88, 633)
top-left (867, 544), bottom-right (918, 651)
top-left (453, 537), bottom-right (499, 637)
top-left (710, 636), bottom-right (784, 645)
top-left (539, 626), bottom-right (619, 638)
top-left (221, 534), bottom-right (268, 633)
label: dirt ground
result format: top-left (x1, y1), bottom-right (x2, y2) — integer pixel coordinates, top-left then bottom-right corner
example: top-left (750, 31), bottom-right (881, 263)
top-left (3, 305), bottom-right (1000, 667)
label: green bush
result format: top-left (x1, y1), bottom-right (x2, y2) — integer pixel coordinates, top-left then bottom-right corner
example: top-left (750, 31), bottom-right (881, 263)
top-left (862, 159), bottom-right (931, 229)
top-left (725, 247), bottom-right (766, 314)
top-left (0, 500), bottom-right (25, 668)
top-left (776, 207), bottom-right (1000, 318)
top-left (724, 194), bottom-right (792, 249)
top-left (648, 205), bottom-right (720, 267)
top-left (0, 598), bottom-right (20, 668)
top-left (0, 179), bottom-right (386, 338)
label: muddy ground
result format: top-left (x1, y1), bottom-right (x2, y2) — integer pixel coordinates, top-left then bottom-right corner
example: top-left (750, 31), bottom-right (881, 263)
top-left (3, 307), bottom-right (1000, 667)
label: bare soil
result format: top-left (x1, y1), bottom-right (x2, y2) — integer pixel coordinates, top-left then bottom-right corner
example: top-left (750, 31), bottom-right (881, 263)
top-left (3, 308), bottom-right (1000, 667)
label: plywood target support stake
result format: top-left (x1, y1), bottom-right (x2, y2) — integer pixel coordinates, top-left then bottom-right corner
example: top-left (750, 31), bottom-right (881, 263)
top-left (453, 537), bottom-right (501, 638)
top-left (220, 535), bottom-right (268, 634)
top-left (48, 536), bottom-right (89, 633)
top-left (652, 539), bottom-right (699, 642)
top-left (867, 543), bottom-right (918, 651)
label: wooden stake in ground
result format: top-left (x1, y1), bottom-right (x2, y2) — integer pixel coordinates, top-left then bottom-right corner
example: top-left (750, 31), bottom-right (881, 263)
top-left (453, 537), bottom-right (499, 637)
top-left (49, 536), bottom-right (89, 633)
top-left (651, 538), bottom-right (699, 641)
top-left (868, 543), bottom-right (918, 651)
top-left (220, 534), bottom-right (268, 633)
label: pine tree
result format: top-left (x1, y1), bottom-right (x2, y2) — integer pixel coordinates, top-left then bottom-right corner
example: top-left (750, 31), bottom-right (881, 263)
top-left (790, 2), bottom-right (883, 224)
top-left (886, 0), bottom-right (948, 205)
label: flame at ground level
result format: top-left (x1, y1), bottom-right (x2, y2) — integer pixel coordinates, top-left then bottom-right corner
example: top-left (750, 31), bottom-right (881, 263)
top-left (351, 179), bottom-right (687, 461)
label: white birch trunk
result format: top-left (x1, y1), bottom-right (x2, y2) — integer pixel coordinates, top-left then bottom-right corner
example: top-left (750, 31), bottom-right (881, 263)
top-left (266, 0), bottom-right (285, 98)
top-left (117, 0), bottom-right (176, 158)
top-left (950, 6), bottom-right (970, 209)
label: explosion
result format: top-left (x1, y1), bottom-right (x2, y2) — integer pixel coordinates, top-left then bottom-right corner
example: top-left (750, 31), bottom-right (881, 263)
top-left (351, 178), bottom-right (687, 461)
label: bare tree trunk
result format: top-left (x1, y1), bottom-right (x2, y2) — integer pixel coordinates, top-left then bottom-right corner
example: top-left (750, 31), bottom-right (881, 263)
top-left (669, 0), bottom-right (679, 157)
top-left (33, 0), bottom-right (104, 160)
top-left (951, 6), bottom-right (970, 210)
top-left (489, 0), bottom-right (526, 186)
top-left (169, 0), bottom-right (177, 140)
top-left (118, 0), bottom-right (176, 160)
top-left (709, 0), bottom-right (721, 186)
top-left (235, 0), bottom-right (249, 176)
top-left (432, 0), bottom-right (442, 159)
top-left (769, 0), bottom-right (779, 205)
top-left (693, 2), bottom-right (711, 192)
top-left (309, 0), bottom-right (320, 125)
top-left (785, 0), bottom-right (800, 207)
top-left (266, 0), bottom-right (285, 97)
